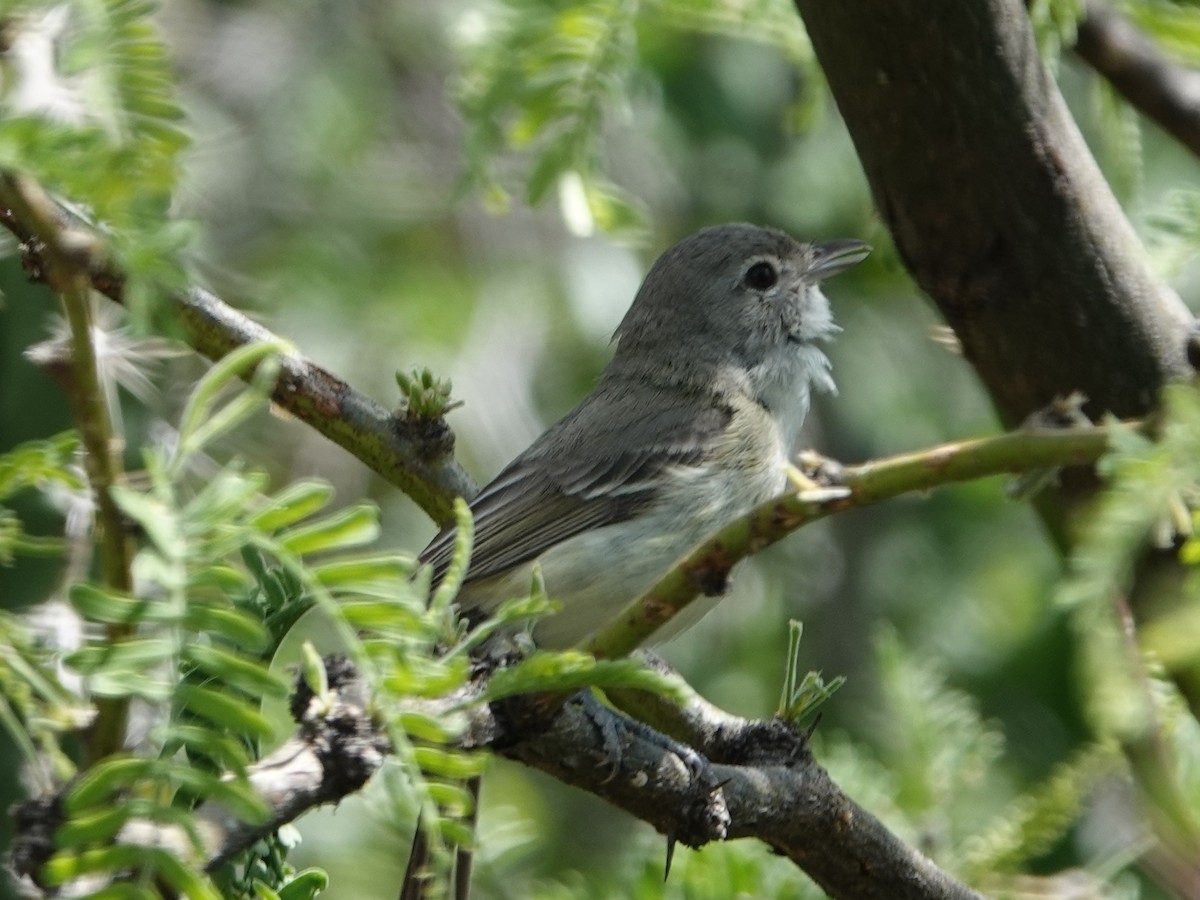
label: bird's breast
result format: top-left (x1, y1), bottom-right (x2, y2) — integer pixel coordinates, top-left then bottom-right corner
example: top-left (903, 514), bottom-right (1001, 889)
top-left (650, 392), bottom-right (791, 529)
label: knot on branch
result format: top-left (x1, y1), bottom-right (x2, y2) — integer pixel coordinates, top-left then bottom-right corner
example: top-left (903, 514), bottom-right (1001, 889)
top-left (8, 793), bottom-right (63, 888)
top-left (706, 716), bottom-right (812, 767)
top-left (291, 656), bottom-right (391, 796)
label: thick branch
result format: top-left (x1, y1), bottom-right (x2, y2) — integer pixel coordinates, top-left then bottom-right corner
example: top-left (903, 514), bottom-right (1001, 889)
top-left (792, 0), bottom-right (1200, 716)
top-left (1075, 0), bottom-right (1200, 161)
top-left (500, 693), bottom-right (981, 900)
top-left (11, 658), bottom-right (980, 900)
top-left (0, 201), bottom-right (477, 527)
top-left (794, 0), bottom-right (1192, 438)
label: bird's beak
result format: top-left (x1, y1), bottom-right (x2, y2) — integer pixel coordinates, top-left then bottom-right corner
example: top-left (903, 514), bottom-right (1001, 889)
top-left (808, 239), bottom-right (871, 280)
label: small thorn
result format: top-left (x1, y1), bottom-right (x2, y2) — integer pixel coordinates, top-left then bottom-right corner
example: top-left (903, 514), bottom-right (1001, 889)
top-left (802, 712), bottom-right (824, 742)
top-left (664, 834), bottom-right (676, 881)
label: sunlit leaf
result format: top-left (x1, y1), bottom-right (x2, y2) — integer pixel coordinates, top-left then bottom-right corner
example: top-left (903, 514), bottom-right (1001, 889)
top-left (175, 683), bottom-right (275, 739)
top-left (249, 480), bottom-right (337, 533)
top-left (275, 503), bottom-right (381, 556)
top-left (183, 644), bottom-right (289, 698)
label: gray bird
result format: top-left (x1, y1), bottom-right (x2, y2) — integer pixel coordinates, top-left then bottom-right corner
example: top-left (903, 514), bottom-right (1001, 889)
top-left (420, 223), bottom-right (869, 647)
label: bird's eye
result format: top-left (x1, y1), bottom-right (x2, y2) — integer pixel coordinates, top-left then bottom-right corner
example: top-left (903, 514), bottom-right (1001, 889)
top-left (744, 261), bottom-right (778, 291)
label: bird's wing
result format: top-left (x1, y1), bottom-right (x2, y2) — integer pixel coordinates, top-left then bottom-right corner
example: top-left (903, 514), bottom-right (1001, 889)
top-left (419, 391), bottom-right (731, 585)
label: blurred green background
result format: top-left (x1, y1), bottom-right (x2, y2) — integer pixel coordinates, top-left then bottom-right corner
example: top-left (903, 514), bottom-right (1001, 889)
top-left (2, 0), bottom-right (1199, 897)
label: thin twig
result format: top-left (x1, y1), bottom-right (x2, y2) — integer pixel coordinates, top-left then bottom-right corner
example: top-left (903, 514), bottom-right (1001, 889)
top-left (587, 424), bottom-right (1134, 657)
top-left (0, 173), bottom-right (136, 762)
top-left (0, 199), bottom-right (478, 526)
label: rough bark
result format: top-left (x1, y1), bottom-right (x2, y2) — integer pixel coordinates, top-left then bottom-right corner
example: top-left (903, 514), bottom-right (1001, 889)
top-left (795, 0), bottom-right (1193, 434)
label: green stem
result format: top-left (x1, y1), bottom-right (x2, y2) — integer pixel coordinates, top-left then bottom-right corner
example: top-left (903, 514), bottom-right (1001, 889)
top-left (9, 535), bottom-right (67, 557)
top-left (0, 173), bottom-right (135, 761)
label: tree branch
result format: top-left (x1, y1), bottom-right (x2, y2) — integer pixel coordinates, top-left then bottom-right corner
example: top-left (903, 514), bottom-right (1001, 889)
top-left (588, 422), bottom-right (1130, 658)
top-left (498, 689), bottom-right (982, 900)
top-left (14, 657), bottom-right (980, 900)
top-left (1075, 0), bottom-right (1200, 161)
top-left (9, 659), bottom-right (392, 892)
top-left (0, 198), bottom-right (477, 527)
top-left (793, 0), bottom-right (1192, 439)
top-left (788, 6), bottom-right (1200, 888)
top-left (0, 171), bottom-right (985, 898)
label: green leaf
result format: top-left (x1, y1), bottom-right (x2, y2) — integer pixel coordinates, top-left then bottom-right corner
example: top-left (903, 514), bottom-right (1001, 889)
top-left (38, 846), bottom-right (182, 889)
top-left (342, 601), bottom-right (427, 644)
top-left (55, 804), bottom-right (134, 848)
top-left (58, 799), bottom-right (207, 854)
top-left (66, 756), bottom-right (155, 812)
top-left (174, 683), bottom-right (275, 739)
top-left (68, 583), bottom-right (170, 626)
top-left (0, 0), bottom-right (190, 297)
top-left (458, 0), bottom-right (641, 230)
top-left (425, 781), bottom-right (476, 816)
top-left (383, 655), bottom-right (471, 699)
top-left (187, 564), bottom-right (253, 596)
top-left (413, 746), bottom-right (488, 780)
top-left (89, 668), bottom-right (174, 701)
top-left (397, 710), bottom-right (463, 744)
top-left (164, 763), bottom-right (271, 824)
top-left (111, 484), bottom-right (184, 563)
top-left (437, 818), bottom-right (476, 848)
top-left (0, 431), bottom-right (82, 499)
top-left (182, 468), bottom-right (271, 534)
top-left (67, 639), bottom-right (175, 675)
top-left (275, 503), bottom-right (381, 556)
top-left (776, 619), bottom-right (844, 724)
top-left (183, 645), bottom-right (289, 698)
top-left (299, 641), bottom-right (329, 707)
top-left (963, 743), bottom-right (1119, 877)
top-left (183, 605), bottom-right (270, 652)
top-left (159, 724), bottom-right (253, 773)
top-left (430, 499), bottom-right (473, 613)
top-left (175, 341), bottom-right (286, 466)
top-left (310, 554), bottom-right (414, 589)
top-left (276, 869), bottom-right (331, 900)
top-left (249, 480), bottom-right (336, 532)
top-left (148, 846), bottom-right (224, 900)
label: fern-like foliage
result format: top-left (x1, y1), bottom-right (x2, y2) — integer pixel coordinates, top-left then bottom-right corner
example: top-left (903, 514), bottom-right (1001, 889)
top-left (1145, 189), bottom-right (1200, 277)
top-left (871, 629), bottom-right (1008, 860)
top-left (458, 0), bottom-right (644, 232)
top-left (1054, 385), bottom-right (1200, 866)
top-left (1118, 0), bottom-right (1200, 65)
top-left (1, 344), bottom-right (390, 897)
top-left (1028, 0), bottom-right (1084, 64)
top-left (2, 338), bottom-right (688, 896)
top-left (1057, 390), bottom-right (1200, 739)
top-left (456, 0), bottom-right (818, 233)
top-left (0, 0), bottom-right (190, 314)
top-left (962, 743), bottom-right (1122, 879)
top-left (0, 430), bottom-right (79, 563)
top-left (647, 0), bottom-right (812, 64)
